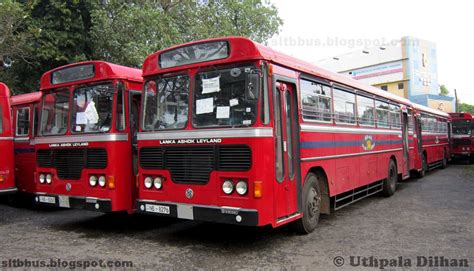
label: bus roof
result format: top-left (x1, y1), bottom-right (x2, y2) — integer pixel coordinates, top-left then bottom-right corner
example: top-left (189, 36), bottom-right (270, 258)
top-left (40, 61), bottom-right (142, 91)
top-left (11, 92), bottom-right (42, 105)
top-left (449, 112), bottom-right (472, 119)
top-left (143, 37), bottom-right (415, 107)
top-left (0, 82), bottom-right (11, 98)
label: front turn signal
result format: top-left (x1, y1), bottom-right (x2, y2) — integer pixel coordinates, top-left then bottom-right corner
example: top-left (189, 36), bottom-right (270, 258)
top-left (254, 181), bottom-right (263, 198)
top-left (108, 176), bottom-right (116, 190)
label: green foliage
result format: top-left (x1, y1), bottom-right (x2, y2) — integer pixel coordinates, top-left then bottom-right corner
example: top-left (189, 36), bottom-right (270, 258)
top-left (459, 103), bottom-right (474, 114)
top-left (439, 84), bottom-right (449, 96)
top-left (0, 0), bottom-right (282, 94)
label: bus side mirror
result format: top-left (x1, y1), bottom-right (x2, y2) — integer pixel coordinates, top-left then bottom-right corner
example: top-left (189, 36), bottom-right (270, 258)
top-left (246, 73), bottom-right (259, 100)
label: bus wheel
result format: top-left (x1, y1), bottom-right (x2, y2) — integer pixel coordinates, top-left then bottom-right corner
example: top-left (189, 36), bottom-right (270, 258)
top-left (441, 151), bottom-right (448, 169)
top-left (416, 154), bottom-right (427, 178)
top-left (293, 173), bottom-right (321, 234)
top-left (382, 160), bottom-right (397, 197)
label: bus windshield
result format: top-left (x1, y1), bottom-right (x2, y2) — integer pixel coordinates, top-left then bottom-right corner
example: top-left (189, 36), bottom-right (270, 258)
top-left (452, 120), bottom-right (470, 135)
top-left (193, 66), bottom-right (259, 127)
top-left (71, 83), bottom-right (113, 133)
top-left (40, 91), bottom-right (70, 135)
top-left (142, 75), bottom-right (189, 131)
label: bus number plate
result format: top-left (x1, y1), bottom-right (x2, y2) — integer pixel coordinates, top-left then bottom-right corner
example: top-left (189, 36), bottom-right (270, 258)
top-left (58, 196), bottom-right (70, 208)
top-left (39, 196), bottom-right (56, 204)
top-left (145, 204), bottom-right (170, 215)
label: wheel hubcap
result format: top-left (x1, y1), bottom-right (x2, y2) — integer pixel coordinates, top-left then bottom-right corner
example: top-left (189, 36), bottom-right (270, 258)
top-left (307, 188), bottom-right (320, 218)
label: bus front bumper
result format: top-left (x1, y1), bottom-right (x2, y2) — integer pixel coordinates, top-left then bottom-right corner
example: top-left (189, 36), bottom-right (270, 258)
top-left (34, 193), bottom-right (112, 212)
top-left (0, 187), bottom-right (18, 195)
top-left (136, 200), bottom-right (259, 226)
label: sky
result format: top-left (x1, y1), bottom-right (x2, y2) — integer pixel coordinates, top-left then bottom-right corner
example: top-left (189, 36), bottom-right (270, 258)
top-left (269, 0), bottom-right (474, 104)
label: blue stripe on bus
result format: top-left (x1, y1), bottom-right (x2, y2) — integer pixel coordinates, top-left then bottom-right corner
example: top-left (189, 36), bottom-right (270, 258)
top-left (300, 140), bottom-right (403, 149)
top-left (14, 148), bottom-right (35, 154)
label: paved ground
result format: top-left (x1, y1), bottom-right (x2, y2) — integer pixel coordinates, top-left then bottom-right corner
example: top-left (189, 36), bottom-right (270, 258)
top-left (0, 164), bottom-right (473, 270)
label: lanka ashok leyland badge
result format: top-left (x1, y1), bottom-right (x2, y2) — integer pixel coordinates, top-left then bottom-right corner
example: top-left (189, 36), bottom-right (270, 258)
top-left (362, 135), bottom-right (375, 151)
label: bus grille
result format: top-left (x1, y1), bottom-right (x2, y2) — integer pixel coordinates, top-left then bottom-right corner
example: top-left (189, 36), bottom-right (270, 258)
top-left (453, 138), bottom-right (471, 148)
top-left (139, 145), bottom-right (251, 184)
top-left (36, 148), bottom-right (107, 180)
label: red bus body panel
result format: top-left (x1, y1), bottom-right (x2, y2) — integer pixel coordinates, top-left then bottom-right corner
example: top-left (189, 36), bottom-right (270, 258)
top-left (0, 83), bottom-right (15, 194)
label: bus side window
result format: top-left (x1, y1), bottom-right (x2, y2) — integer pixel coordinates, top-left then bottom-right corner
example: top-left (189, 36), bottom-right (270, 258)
top-left (16, 107), bottom-right (30, 136)
top-left (116, 81), bottom-right (125, 131)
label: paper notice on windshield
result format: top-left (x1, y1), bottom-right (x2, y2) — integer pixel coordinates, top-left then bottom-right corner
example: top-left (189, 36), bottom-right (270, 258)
top-left (196, 98), bottom-right (214, 114)
top-left (85, 101), bottom-right (99, 124)
top-left (229, 98), bottom-right (239, 107)
top-left (216, 106), bottom-right (230, 119)
top-left (76, 112), bottom-right (87, 125)
top-left (202, 76), bottom-right (220, 94)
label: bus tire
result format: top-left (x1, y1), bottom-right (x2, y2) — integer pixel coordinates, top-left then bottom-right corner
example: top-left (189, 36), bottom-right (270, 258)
top-left (292, 173), bottom-right (321, 234)
top-left (441, 150), bottom-right (448, 169)
top-left (415, 154), bottom-right (427, 178)
top-left (382, 160), bottom-right (397, 197)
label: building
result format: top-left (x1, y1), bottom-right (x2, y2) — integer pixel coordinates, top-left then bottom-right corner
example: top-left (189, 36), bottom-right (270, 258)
top-left (317, 36), bottom-right (455, 112)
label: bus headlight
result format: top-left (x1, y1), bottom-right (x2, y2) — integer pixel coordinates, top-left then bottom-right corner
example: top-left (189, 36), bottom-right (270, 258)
top-left (46, 174), bottom-right (52, 184)
top-left (222, 180), bottom-right (234, 195)
top-left (144, 177), bottom-right (153, 189)
top-left (89, 175), bottom-right (98, 187)
top-left (153, 177), bottom-right (163, 190)
top-left (236, 181), bottom-right (248, 195)
top-left (98, 176), bottom-right (106, 187)
top-left (39, 174), bottom-right (45, 184)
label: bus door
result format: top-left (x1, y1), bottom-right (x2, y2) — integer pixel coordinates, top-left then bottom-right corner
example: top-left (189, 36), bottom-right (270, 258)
top-left (273, 80), bottom-right (300, 221)
top-left (129, 90), bottom-right (141, 175)
top-left (401, 112), bottom-right (409, 178)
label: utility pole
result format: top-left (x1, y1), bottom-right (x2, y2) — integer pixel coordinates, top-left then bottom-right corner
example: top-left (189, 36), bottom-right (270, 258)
top-left (454, 88), bottom-right (459, 112)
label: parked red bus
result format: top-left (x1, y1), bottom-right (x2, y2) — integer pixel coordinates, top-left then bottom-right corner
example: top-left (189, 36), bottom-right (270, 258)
top-left (135, 37), bottom-right (448, 233)
top-left (449, 112), bottom-right (472, 161)
top-left (0, 83), bottom-right (15, 194)
top-left (412, 104), bottom-right (450, 176)
top-left (12, 92), bottom-right (42, 196)
top-left (34, 61), bottom-right (143, 213)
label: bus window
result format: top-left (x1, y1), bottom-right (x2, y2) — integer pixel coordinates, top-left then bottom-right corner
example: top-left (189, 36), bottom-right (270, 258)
top-left (300, 79), bottom-right (332, 122)
top-left (116, 81), bottom-right (125, 131)
top-left (16, 107), bottom-right (30, 136)
top-left (390, 104), bottom-right (401, 129)
top-left (376, 101), bottom-right (389, 128)
top-left (333, 88), bottom-right (356, 124)
top-left (357, 95), bottom-right (375, 126)
top-left (41, 91), bottom-right (70, 135)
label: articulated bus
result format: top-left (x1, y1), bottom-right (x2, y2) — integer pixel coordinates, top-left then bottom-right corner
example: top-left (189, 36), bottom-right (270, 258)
top-left (12, 92), bottom-right (41, 197)
top-left (34, 61), bottom-right (143, 213)
top-left (449, 112), bottom-right (472, 161)
top-left (0, 83), bottom-right (15, 194)
top-left (135, 37), bottom-right (448, 233)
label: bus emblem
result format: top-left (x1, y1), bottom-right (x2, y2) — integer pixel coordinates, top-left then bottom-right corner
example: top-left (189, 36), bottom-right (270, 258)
top-left (185, 188), bottom-right (194, 199)
top-left (362, 135), bottom-right (375, 151)
top-left (66, 183), bottom-right (72, 191)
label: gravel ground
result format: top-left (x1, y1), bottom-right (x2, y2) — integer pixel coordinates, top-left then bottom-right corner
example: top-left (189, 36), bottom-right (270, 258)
top-left (0, 164), bottom-right (473, 270)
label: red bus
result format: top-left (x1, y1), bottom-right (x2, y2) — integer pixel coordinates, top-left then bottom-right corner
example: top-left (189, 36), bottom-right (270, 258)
top-left (135, 37), bottom-right (448, 233)
top-left (412, 104), bottom-right (450, 176)
top-left (449, 112), bottom-right (472, 161)
top-left (34, 61), bottom-right (143, 213)
top-left (12, 92), bottom-right (42, 196)
top-left (0, 83), bottom-right (15, 194)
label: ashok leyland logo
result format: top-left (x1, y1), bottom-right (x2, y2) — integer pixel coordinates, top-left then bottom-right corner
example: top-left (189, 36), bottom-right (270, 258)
top-left (185, 188), bottom-right (194, 199)
top-left (362, 135), bottom-right (375, 151)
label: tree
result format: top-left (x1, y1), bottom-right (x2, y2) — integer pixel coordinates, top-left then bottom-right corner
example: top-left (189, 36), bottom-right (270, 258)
top-left (1, 0), bottom-right (282, 93)
top-left (90, 0), bottom-right (282, 67)
top-left (439, 84), bottom-right (449, 96)
top-left (459, 103), bottom-right (474, 114)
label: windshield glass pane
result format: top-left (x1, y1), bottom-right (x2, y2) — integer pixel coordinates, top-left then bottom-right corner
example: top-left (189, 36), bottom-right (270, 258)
top-left (41, 91), bottom-right (70, 135)
top-left (453, 120), bottom-right (470, 135)
top-left (193, 66), bottom-right (259, 127)
top-left (143, 75), bottom-right (189, 131)
top-left (71, 84), bottom-right (113, 133)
